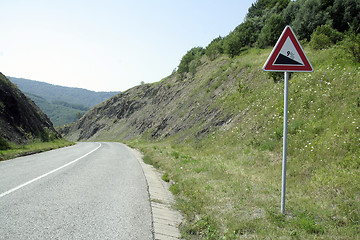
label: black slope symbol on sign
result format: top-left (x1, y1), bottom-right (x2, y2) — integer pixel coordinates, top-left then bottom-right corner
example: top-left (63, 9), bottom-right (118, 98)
top-left (274, 53), bottom-right (303, 65)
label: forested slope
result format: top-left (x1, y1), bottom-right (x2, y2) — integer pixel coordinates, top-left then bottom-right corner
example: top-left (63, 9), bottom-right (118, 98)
top-left (9, 77), bottom-right (119, 126)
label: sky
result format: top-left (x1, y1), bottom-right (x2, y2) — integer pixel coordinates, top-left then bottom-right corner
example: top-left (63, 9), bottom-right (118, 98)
top-left (0, 0), bottom-right (255, 92)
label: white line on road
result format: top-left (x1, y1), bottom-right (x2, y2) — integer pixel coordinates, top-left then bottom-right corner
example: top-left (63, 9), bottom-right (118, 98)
top-left (0, 143), bottom-right (102, 199)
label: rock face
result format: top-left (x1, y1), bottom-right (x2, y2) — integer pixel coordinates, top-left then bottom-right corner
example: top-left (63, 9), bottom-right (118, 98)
top-left (61, 56), bottom-right (241, 142)
top-left (0, 73), bottom-right (58, 144)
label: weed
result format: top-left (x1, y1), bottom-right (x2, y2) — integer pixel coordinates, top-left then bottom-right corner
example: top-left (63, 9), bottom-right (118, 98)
top-left (161, 172), bottom-right (170, 182)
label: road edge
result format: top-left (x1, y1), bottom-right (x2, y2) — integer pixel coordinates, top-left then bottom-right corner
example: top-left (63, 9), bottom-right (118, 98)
top-left (127, 146), bottom-right (183, 240)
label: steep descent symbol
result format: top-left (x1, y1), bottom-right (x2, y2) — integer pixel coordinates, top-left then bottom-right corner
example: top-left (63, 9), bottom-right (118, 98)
top-left (263, 26), bottom-right (313, 72)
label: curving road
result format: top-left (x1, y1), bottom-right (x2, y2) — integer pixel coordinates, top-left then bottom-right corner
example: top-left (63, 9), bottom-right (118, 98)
top-left (0, 142), bottom-right (153, 239)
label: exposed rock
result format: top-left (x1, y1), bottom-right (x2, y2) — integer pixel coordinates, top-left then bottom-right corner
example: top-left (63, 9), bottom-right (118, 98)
top-left (0, 73), bottom-right (59, 145)
top-left (61, 56), bottom-right (241, 142)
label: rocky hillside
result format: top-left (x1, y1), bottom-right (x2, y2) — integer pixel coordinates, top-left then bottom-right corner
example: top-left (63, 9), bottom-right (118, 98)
top-left (61, 54), bottom-right (247, 142)
top-left (0, 73), bottom-right (58, 146)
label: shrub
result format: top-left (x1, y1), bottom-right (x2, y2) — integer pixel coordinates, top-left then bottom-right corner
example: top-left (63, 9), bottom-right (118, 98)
top-left (342, 30), bottom-right (360, 62)
top-left (257, 14), bottom-right (286, 48)
top-left (310, 33), bottom-right (332, 49)
top-left (310, 25), bottom-right (343, 49)
top-left (205, 36), bottom-right (224, 61)
top-left (161, 172), bottom-right (170, 182)
top-left (178, 47), bottom-right (205, 75)
top-left (0, 137), bottom-right (10, 150)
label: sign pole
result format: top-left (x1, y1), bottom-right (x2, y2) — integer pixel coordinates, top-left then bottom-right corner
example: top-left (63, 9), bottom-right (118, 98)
top-left (262, 25), bottom-right (313, 214)
top-left (281, 71), bottom-right (289, 214)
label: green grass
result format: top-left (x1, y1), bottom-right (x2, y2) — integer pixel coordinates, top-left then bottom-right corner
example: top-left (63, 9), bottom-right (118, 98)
top-left (126, 43), bottom-right (360, 239)
top-left (0, 139), bottom-right (74, 161)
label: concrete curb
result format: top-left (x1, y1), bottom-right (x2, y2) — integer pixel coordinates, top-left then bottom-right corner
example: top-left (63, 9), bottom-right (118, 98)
top-left (129, 147), bottom-right (183, 240)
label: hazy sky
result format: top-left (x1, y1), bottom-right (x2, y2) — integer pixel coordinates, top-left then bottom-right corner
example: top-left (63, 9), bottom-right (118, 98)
top-left (1, 0), bottom-right (255, 92)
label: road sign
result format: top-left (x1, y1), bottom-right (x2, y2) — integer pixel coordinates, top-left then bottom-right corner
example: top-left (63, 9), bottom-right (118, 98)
top-left (262, 25), bottom-right (314, 214)
top-left (263, 25), bottom-right (313, 72)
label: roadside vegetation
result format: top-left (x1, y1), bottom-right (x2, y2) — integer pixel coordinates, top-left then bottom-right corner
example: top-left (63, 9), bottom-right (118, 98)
top-left (125, 1), bottom-right (360, 238)
top-left (127, 42), bottom-right (359, 239)
top-left (0, 138), bottom-right (74, 161)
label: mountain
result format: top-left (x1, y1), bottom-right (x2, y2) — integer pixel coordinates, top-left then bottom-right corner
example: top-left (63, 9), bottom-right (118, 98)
top-left (9, 77), bottom-right (120, 126)
top-left (0, 73), bottom-right (59, 148)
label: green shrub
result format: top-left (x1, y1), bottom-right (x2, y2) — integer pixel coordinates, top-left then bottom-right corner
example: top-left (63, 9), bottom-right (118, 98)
top-left (257, 14), bottom-right (286, 48)
top-left (178, 47), bottom-right (205, 75)
top-left (0, 137), bottom-right (10, 150)
top-left (310, 25), bottom-right (343, 49)
top-left (342, 30), bottom-right (360, 63)
top-left (205, 36), bottom-right (224, 61)
top-left (161, 172), bottom-right (170, 182)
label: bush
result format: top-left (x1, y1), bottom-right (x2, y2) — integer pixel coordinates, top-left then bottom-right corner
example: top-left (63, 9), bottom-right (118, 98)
top-left (292, 0), bottom-right (331, 41)
top-left (0, 137), bottom-right (10, 150)
top-left (178, 47), bottom-right (205, 75)
top-left (257, 14), bottom-right (286, 48)
top-left (310, 33), bottom-right (332, 49)
top-left (342, 30), bottom-right (360, 63)
top-left (205, 36), bottom-right (224, 61)
top-left (310, 25), bottom-right (343, 49)
top-left (223, 20), bottom-right (260, 57)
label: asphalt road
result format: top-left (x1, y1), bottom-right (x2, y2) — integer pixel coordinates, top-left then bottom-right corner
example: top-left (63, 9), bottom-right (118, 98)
top-left (0, 142), bottom-right (153, 239)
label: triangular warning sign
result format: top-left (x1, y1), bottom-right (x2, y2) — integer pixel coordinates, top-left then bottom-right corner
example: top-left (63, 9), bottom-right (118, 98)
top-left (263, 26), bottom-right (313, 72)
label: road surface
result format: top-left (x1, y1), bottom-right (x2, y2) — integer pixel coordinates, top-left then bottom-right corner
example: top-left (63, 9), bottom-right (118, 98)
top-left (0, 142), bottom-right (153, 239)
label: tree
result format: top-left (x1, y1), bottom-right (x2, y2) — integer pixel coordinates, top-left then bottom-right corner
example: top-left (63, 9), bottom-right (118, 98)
top-left (223, 31), bottom-right (243, 58)
top-left (331, 0), bottom-right (360, 33)
top-left (282, 0), bottom-right (301, 25)
top-left (257, 14), bottom-right (286, 48)
top-left (342, 28), bottom-right (360, 63)
top-left (309, 24), bottom-right (343, 49)
top-left (246, 0), bottom-right (290, 19)
top-left (223, 19), bottom-right (260, 57)
top-left (178, 47), bottom-right (205, 75)
top-left (292, 0), bottom-right (332, 40)
top-left (205, 36), bottom-right (224, 61)
top-left (76, 112), bottom-right (83, 120)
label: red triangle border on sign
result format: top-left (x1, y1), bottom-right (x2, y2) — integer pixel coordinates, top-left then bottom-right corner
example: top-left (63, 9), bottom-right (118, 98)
top-left (263, 26), bottom-right (313, 72)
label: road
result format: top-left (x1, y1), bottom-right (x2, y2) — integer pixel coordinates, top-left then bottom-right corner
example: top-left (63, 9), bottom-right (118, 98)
top-left (0, 142), bottom-right (153, 239)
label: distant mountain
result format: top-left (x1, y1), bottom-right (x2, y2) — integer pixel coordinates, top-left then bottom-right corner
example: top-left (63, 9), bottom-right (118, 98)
top-left (0, 73), bottom-right (58, 148)
top-left (9, 77), bottom-right (120, 126)
top-left (24, 92), bottom-right (89, 126)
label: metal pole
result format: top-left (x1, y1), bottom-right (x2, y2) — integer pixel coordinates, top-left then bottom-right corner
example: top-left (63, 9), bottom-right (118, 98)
top-left (281, 72), bottom-right (289, 214)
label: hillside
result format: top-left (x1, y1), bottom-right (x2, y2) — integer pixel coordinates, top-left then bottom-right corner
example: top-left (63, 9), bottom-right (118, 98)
top-left (0, 73), bottom-right (59, 148)
top-left (9, 77), bottom-right (120, 126)
top-left (62, 45), bottom-right (359, 238)
top-left (24, 92), bottom-right (89, 126)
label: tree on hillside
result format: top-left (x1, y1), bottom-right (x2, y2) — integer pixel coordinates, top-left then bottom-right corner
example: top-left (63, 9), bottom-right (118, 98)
top-left (246, 0), bottom-right (290, 19)
top-left (178, 47), bottom-right (205, 77)
top-left (223, 19), bottom-right (260, 57)
top-left (256, 14), bottom-right (286, 48)
top-left (205, 36), bottom-right (224, 61)
top-left (291, 0), bottom-right (332, 40)
top-left (282, 0), bottom-right (301, 25)
top-left (309, 24), bottom-right (343, 49)
top-left (331, 0), bottom-right (360, 33)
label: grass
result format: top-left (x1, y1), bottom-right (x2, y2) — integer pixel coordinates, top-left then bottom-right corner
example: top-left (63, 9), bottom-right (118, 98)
top-left (126, 43), bottom-right (360, 239)
top-left (0, 139), bottom-right (74, 161)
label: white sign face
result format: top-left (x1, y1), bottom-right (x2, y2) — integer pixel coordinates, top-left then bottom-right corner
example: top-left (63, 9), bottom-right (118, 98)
top-left (275, 37), bottom-right (305, 66)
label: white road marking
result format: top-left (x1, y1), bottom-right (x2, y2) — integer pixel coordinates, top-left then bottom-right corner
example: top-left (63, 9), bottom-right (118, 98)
top-left (0, 143), bottom-right (102, 199)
